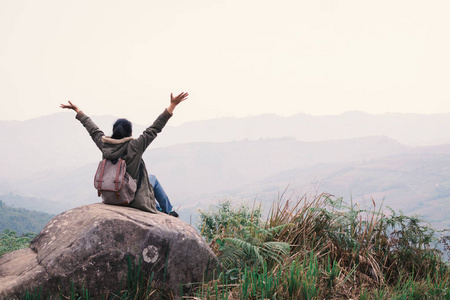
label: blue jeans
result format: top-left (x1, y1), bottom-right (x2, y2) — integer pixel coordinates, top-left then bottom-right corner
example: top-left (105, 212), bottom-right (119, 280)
top-left (149, 174), bottom-right (173, 214)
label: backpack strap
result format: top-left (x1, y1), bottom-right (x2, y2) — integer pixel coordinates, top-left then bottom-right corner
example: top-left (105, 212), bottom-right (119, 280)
top-left (97, 159), bottom-right (107, 196)
top-left (114, 159), bottom-right (125, 191)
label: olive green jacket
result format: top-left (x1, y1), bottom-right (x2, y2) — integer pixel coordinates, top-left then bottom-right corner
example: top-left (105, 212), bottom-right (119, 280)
top-left (76, 109), bottom-right (172, 213)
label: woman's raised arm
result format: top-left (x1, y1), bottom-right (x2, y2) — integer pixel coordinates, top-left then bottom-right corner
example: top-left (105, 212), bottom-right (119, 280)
top-left (60, 101), bottom-right (104, 150)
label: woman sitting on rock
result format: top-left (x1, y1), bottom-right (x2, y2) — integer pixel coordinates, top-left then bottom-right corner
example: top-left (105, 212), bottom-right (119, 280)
top-left (60, 92), bottom-right (188, 216)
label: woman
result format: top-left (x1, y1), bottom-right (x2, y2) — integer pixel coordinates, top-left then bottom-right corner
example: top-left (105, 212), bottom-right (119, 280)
top-left (60, 92), bottom-right (188, 214)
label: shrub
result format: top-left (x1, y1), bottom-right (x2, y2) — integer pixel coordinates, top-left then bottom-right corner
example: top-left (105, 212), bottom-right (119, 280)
top-left (196, 193), bottom-right (450, 299)
top-left (0, 229), bottom-right (36, 257)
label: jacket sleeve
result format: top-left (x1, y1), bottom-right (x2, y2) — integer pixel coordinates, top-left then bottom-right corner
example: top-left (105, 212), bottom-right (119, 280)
top-left (131, 109), bottom-right (172, 154)
top-left (76, 111), bottom-right (104, 151)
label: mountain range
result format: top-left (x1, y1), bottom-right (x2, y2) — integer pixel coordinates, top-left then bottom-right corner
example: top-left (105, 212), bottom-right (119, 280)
top-left (0, 111), bottom-right (449, 229)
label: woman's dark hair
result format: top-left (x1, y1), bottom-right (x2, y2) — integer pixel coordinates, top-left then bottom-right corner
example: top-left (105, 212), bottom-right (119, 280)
top-left (112, 118), bottom-right (132, 139)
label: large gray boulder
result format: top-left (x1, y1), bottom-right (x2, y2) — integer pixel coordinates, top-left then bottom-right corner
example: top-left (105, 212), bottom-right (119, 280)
top-left (0, 204), bottom-right (220, 299)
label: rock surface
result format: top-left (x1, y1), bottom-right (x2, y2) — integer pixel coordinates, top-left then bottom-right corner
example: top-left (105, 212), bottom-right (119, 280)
top-left (0, 203), bottom-right (219, 299)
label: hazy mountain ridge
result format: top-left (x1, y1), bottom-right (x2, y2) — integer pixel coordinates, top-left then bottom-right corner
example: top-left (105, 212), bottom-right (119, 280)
top-left (159, 111), bottom-right (450, 147)
top-left (0, 112), bottom-right (449, 229)
top-left (216, 145), bottom-right (450, 229)
top-left (2, 109), bottom-right (437, 178)
top-left (146, 136), bottom-right (409, 197)
top-left (1, 135), bottom-right (407, 202)
top-left (0, 200), bottom-right (54, 234)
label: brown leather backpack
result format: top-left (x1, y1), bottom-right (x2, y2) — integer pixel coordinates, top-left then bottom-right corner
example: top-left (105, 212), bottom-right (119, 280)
top-left (94, 159), bottom-right (137, 206)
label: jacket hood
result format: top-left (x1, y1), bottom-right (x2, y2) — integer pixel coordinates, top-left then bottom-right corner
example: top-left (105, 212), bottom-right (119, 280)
top-left (101, 136), bottom-right (134, 160)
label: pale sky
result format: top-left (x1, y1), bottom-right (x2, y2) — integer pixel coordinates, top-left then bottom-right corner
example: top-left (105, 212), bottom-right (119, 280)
top-left (1, 0), bottom-right (449, 125)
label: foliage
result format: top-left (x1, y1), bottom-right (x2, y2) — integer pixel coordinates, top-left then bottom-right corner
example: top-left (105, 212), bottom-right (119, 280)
top-left (198, 200), bottom-right (262, 243)
top-left (0, 200), bottom-right (53, 235)
top-left (195, 194), bottom-right (450, 299)
top-left (199, 200), bottom-right (291, 272)
top-left (0, 229), bottom-right (36, 257)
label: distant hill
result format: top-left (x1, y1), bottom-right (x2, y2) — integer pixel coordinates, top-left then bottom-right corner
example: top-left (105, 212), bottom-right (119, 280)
top-left (158, 111), bottom-right (450, 147)
top-left (1, 112), bottom-right (449, 230)
top-left (0, 193), bottom-right (68, 215)
top-left (146, 136), bottom-right (409, 199)
top-left (1, 111), bottom-right (450, 180)
top-left (212, 144), bottom-right (450, 229)
top-left (1, 135), bottom-right (408, 209)
top-left (0, 200), bottom-right (53, 234)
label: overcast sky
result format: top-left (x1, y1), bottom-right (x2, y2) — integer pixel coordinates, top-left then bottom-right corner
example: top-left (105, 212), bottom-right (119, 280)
top-left (1, 0), bottom-right (449, 125)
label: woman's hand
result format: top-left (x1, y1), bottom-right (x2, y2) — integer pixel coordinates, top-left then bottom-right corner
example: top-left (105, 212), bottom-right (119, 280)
top-left (168, 92), bottom-right (189, 114)
top-left (60, 101), bottom-right (80, 113)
